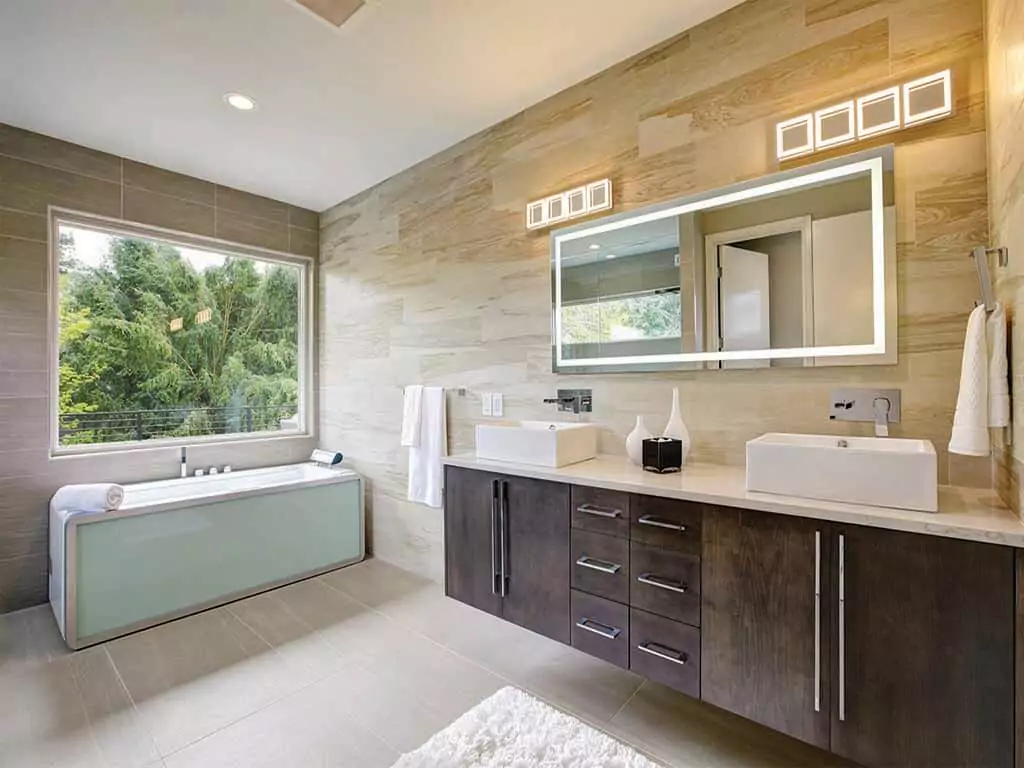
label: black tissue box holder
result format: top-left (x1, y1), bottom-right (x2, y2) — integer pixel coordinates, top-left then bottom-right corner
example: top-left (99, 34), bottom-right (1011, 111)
top-left (643, 437), bottom-right (682, 474)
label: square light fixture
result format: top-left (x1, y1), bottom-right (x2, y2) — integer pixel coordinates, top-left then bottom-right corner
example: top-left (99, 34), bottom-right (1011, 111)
top-left (815, 101), bottom-right (856, 149)
top-left (587, 180), bottom-right (612, 213)
top-left (857, 86), bottom-right (901, 137)
top-left (526, 200), bottom-right (547, 230)
top-left (546, 193), bottom-right (568, 224)
top-left (567, 187), bottom-right (588, 218)
top-left (776, 114), bottom-right (814, 160)
top-left (904, 70), bottom-right (952, 126)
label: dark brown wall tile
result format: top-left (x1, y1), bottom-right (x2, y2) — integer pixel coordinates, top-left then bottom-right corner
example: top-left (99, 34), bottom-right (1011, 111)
top-left (0, 156), bottom-right (121, 218)
top-left (289, 226), bottom-right (319, 258)
top-left (289, 205), bottom-right (320, 230)
top-left (123, 186), bottom-right (215, 237)
top-left (123, 159), bottom-right (216, 206)
top-left (0, 124), bottom-right (121, 183)
top-left (215, 185), bottom-right (289, 225)
top-left (0, 209), bottom-right (46, 241)
top-left (215, 209), bottom-right (289, 252)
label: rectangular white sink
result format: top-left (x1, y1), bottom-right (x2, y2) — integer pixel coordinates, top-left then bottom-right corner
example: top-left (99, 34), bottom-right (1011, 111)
top-left (476, 421), bottom-right (598, 468)
top-left (746, 433), bottom-right (938, 512)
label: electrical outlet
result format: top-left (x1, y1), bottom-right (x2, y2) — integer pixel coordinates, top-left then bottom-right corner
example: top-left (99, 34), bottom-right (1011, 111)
top-left (482, 393), bottom-right (493, 417)
top-left (492, 393), bottom-right (504, 417)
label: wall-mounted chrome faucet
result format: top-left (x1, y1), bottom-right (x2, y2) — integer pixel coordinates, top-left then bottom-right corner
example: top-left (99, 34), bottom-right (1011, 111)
top-left (543, 389), bottom-right (593, 415)
top-left (828, 388), bottom-right (901, 437)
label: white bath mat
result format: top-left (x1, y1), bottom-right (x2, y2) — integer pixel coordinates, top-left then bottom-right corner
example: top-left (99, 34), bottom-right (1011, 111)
top-left (391, 686), bottom-right (663, 768)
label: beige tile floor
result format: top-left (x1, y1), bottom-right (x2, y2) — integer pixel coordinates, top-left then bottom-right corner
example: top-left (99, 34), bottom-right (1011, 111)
top-left (0, 559), bottom-right (844, 768)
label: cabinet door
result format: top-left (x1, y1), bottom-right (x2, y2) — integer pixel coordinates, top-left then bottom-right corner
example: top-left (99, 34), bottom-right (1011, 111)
top-left (501, 476), bottom-right (571, 644)
top-left (832, 525), bottom-right (1013, 768)
top-left (702, 506), bottom-right (830, 749)
top-left (443, 466), bottom-right (502, 618)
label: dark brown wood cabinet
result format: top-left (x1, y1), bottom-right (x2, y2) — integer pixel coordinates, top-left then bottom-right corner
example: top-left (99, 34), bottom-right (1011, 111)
top-left (444, 466), bottom-right (570, 644)
top-left (702, 506), bottom-right (831, 750)
top-left (830, 524), bottom-right (1014, 768)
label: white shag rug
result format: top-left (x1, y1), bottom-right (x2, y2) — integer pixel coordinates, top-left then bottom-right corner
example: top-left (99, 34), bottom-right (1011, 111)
top-left (391, 686), bottom-right (663, 768)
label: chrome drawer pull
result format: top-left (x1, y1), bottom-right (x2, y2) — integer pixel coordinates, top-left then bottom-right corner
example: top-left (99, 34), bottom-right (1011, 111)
top-left (575, 556), bottom-right (621, 574)
top-left (577, 503), bottom-right (622, 519)
top-left (636, 573), bottom-right (687, 594)
top-left (638, 515), bottom-right (687, 532)
top-left (636, 641), bottom-right (687, 665)
top-left (576, 618), bottom-right (622, 640)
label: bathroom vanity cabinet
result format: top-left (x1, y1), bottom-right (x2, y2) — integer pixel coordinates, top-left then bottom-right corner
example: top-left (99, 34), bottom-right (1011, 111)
top-left (443, 464), bottom-right (1017, 768)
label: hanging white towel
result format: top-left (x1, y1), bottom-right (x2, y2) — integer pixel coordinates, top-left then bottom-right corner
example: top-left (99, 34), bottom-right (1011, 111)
top-left (950, 305), bottom-right (993, 456)
top-left (401, 385), bottom-right (424, 447)
top-left (408, 386), bottom-right (447, 508)
top-left (987, 303), bottom-right (1010, 429)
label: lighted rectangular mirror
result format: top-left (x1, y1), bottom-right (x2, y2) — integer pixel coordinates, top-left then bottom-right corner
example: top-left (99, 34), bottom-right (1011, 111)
top-left (550, 147), bottom-right (896, 373)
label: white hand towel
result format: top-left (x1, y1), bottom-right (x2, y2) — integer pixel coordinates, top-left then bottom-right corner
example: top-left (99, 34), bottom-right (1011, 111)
top-left (987, 303), bottom-right (1010, 428)
top-left (401, 385), bottom-right (424, 448)
top-left (50, 483), bottom-right (125, 514)
top-left (408, 386), bottom-right (447, 508)
top-left (949, 305), bottom-right (991, 456)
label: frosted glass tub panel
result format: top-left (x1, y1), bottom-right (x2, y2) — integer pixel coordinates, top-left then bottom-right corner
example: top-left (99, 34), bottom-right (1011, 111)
top-left (70, 480), bottom-right (362, 646)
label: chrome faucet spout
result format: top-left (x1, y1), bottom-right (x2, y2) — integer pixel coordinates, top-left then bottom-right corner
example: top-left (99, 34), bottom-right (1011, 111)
top-left (872, 397), bottom-right (891, 437)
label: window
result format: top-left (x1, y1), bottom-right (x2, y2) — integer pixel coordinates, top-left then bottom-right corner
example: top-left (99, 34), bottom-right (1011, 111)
top-left (561, 290), bottom-right (682, 344)
top-left (52, 213), bottom-right (309, 451)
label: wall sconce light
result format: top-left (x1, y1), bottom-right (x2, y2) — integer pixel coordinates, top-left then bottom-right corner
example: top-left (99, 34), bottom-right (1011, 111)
top-left (776, 114), bottom-right (814, 160)
top-left (857, 86), bottom-right (901, 137)
top-left (526, 179), bottom-right (613, 231)
top-left (903, 70), bottom-right (952, 126)
top-left (815, 101), bottom-right (856, 149)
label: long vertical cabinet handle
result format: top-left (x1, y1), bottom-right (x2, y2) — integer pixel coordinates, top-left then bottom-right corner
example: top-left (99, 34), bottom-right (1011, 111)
top-left (490, 480), bottom-right (500, 596)
top-left (838, 533), bottom-right (846, 722)
top-left (813, 530), bottom-right (821, 713)
top-left (499, 480), bottom-right (509, 597)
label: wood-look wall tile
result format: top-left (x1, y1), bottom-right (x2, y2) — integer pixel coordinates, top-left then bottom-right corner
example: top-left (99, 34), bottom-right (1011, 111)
top-left (0, 157), bottom-right (121, 218)
top-left (0, 208), bottom-right (46, 241)
top-left (215, 209), bottom-right (289, 253)
top-left (0, 371), bottom-right (48, 399)
top-left (289, 226), bottom-right (318, 258)
top-left (0, 238), bottom-right (47, 293)
top-left (123, 159), bottom-right (215, 205)
top-left (0, 288), bottom-right (47, 337)
top-left (0, 334), bottom-right (47, 372)
top-left (288, 206), bottom-right (320, 230)
top-left (806, 0), bottom-right (884, 26)
top-left (215, 186), bottom-right (289, 225)
top-left (123, 186), bottom-right (215, 237)
top-left (0, 124), bottom-right (121, 183)
top-left (0, 552), bottom-right (48, 614)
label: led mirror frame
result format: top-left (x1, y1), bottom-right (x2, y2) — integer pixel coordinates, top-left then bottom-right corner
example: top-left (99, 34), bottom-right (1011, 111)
top-left (551, 149), bottom-right (890, 371)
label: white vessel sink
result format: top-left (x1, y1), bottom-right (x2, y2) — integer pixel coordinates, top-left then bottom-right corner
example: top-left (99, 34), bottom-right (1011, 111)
top-left (476, 421), bottom-right (598, 468)
top-left (746, 433), bottom-right (938, 512)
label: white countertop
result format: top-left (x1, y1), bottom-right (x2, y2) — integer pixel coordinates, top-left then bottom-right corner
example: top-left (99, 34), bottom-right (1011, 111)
top-left (442, 454), bottom-right (1024, 548)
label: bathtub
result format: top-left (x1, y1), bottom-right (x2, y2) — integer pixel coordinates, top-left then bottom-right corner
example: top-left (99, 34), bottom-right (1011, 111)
top-left (50, 463), bottom-right (364, 649)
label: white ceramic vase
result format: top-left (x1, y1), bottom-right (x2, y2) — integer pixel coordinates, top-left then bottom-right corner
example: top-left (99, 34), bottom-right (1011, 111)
top-left (663, 387), bottom-right (691, 465)
top-left (625, 415), bottom-right (652, 466)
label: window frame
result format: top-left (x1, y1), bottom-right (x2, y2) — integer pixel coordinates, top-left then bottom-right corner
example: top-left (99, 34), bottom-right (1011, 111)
top-left (48, 207), bottom-right (315, 457)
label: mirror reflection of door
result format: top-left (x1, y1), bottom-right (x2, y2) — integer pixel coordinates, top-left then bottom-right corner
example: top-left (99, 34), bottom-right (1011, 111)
top-left (718, 245), bottom-right (771, 369)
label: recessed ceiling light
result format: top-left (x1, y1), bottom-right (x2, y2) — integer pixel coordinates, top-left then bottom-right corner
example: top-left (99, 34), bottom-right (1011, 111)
top-left (589, 244), bottom-right (601, 251)
top-left (605, 253), bottom-right (617, 259)
top-left (223, 93), bottom-right (257, 111)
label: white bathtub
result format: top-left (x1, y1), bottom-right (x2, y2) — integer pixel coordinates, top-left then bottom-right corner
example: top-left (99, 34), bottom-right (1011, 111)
top-left (50, 463), bottom-right (364, 649)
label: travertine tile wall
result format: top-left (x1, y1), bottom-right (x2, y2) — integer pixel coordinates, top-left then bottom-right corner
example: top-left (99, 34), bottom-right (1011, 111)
top-left (988, 0), bottom-right (1024, 513)
top-left (320, 0), bottom-right (993, 580)
top-left (0, 123), bottom-right (319, 612)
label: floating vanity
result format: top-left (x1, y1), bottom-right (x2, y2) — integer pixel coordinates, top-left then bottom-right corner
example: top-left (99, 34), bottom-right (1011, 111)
top-left (442, 454), bottom-right (1021, 768)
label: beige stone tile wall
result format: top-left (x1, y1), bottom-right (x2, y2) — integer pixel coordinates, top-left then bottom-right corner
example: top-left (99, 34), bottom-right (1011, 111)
top-left (988, 0), bottom-right (1024, 512)
top-left (320, 0), bottom-right (992, 580)
top-left (0, 123), bottom-right (320, 612)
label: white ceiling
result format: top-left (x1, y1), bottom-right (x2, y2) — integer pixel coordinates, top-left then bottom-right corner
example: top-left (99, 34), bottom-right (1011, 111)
top-left (0, 0), bottom-right (745, 212)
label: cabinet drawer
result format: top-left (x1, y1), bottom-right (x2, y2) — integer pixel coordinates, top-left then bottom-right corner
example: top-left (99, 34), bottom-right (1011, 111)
top-left (571, 590), bottom-right (629, 669)
top-left (630, 495), bottom-right (701, 554)
top-left (571, 486), bottom-right (630, 539)
top-left (629, 608), bottom-right (700, 698)
top-left (630, 543), bottom-right (700, 626)
top-left (571, 530), bottom-right (630, 604)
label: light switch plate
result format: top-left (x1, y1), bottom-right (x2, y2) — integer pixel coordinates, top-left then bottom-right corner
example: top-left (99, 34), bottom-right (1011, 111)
top-left (482, 393), bottom-right (492, 417)
top-left (491, 393), bottom-right (504, 417)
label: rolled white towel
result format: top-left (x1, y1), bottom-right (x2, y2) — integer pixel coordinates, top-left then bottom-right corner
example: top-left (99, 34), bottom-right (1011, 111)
top-left (50, 484), bottom-right (125, 514)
